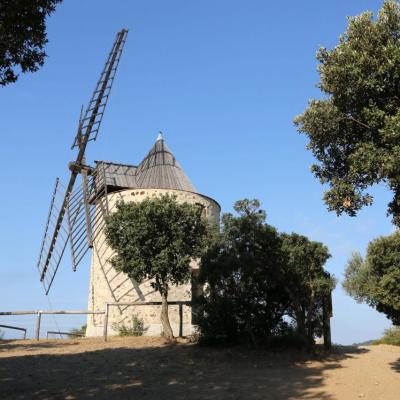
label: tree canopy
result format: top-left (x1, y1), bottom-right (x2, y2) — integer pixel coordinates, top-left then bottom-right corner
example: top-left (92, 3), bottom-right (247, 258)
top-left (198, 199), bottom-right (289, 345)
top-left (0, 0), bottom-right (61, 86)
top-left (280, 233), bottom-right (334, 343)
top-left (197, 199), bottom-right (335, 347)
top-left (105, 194), bottom-right (209, 340)
top-left (294, 0), bottom-right (400, 226)
top-left (343, 232), bottom-right (400, 325)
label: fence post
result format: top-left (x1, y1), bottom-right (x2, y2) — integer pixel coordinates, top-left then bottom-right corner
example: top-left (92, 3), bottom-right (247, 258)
top-left (35, 312), bottom-right (42, 340)
top-left (103, 303), bottom-right (109, 342)
top-left (178, 302), bottom-right (183, 338)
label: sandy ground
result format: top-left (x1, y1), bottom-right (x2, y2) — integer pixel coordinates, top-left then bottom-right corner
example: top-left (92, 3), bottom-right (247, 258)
top-left (0, 337), bottom-right (399, 399)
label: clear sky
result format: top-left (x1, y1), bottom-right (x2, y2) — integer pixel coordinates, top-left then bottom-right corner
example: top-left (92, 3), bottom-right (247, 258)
top-left (0, 0), bottom-right (393, 344)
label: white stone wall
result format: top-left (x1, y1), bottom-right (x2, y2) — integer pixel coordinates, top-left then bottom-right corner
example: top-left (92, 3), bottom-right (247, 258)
top-left (86, 188), bottom-right (220, 337)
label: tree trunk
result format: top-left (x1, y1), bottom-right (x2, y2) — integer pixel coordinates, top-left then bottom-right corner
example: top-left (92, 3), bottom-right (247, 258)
top-left (160, 285), bottom-right (174, 340)
top-left (322, 293), bottom-right (332, 350)
top-left (283, 285), bottom-right (310, 348)
top-left (245, 319), bottom-right (258, 348)
top-left (295, 309), bottom-right (306, 336)
top-left (305, 292), bottom-right (316, 347)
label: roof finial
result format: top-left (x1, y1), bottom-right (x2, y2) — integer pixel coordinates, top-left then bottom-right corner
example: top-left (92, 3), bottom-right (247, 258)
top-left (157, 131), bottom-right (163, 141)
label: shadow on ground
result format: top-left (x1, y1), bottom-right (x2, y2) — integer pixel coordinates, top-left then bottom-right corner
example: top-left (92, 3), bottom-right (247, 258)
top-left (0, 341), bottom-right (368, 400)
top-left (390, 357), bottom-right (400, 373)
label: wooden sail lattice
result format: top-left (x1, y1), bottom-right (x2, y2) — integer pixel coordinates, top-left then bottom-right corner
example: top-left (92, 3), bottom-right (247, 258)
top-left (36, 178), bottom-right (70, 293)
top-left (36, 29), bottom-right (128, 294)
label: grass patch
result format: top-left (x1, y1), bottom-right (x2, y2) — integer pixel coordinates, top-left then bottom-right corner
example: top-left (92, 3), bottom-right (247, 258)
top-left (373, 326), bottom-right (400, 346)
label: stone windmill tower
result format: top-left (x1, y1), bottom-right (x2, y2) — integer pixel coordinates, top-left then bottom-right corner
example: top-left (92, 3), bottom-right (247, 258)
top-left (86, 133), bottom-right (220, 336)
top-left (36, 30), bottom-right (220, 337)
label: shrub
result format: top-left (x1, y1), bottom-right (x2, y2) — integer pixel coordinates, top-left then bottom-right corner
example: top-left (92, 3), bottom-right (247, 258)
top-left (373, 326), bottom-right (400, 346)
top-left (113, 314), bottom-right (145, 337)
top-left (0, 329), bottom-right (4, 340)
top-left (67, 324), bottom-right (86, 338)
top-left (264, 331), bottom-right (310, 350)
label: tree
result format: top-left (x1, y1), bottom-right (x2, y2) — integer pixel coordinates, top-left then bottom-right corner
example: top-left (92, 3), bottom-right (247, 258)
top-left (197, 199), bottom-right (335, 348)
top-left (104, 194), bottom-right (208, 340)
top-left (343, 232), bottom-right (400, 325)
top-left (0, 0), bottom-right (62, 86)
top-left (198, 199), bottom-right (291, 345)
top-left (280, 233), bottom-right (335, 346)
top-left (294, 0), bottom-right (400, 226)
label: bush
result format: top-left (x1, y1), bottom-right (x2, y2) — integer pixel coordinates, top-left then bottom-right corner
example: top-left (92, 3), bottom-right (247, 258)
top-left (113, 314), bottom-right (145, 337)
top-left (264, 334), bottom-right (309, 350)
top-left (67, 324), bottom-right (86, 338)
top-left (373, 326), bottom-right (400, 346)
top-left (0, 329), bottom-right (4, 340)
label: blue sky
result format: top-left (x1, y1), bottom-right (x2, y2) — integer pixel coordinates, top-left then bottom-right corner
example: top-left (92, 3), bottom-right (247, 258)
top-left (0, 0), bottom-right (393, 344)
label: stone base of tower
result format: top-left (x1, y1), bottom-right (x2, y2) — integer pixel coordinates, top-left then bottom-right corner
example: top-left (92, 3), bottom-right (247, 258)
top-left (85, 321), bottom-right (196, 338)
top-left (85, 187), bottom-right (220, 339)
top-left (85, 301), bottom-right (196, 338)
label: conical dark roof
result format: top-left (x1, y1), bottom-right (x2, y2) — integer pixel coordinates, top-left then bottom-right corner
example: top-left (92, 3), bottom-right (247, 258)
top-left (135, 133), bottom-right (196, 192)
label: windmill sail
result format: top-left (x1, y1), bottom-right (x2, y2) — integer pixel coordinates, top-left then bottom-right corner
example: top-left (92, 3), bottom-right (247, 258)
top-left (67, 167), bottom-right (110, 271)
top-left (37, 29), bottom-right (128, 294)
top-left (71, 29), bottom-right (128, 148)
top-left (36, 179), bottom-right (70, 293)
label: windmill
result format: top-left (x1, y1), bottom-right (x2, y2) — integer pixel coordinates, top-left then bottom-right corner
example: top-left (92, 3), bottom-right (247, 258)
top-left (36, 29), bottom-right (128, 295)
top-left (36, 28), bottom-right (221, 337)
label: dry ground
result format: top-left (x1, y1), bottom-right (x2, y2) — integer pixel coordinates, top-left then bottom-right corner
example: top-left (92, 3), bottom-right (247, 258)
top-left (0, 337), bottom-right (399, 400)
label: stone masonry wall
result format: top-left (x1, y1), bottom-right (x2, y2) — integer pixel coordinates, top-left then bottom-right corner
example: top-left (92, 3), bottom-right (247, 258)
top-left (86, 188), bottom-right (220, 337)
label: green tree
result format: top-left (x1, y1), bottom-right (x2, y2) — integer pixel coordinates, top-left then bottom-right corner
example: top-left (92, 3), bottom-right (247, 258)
top-left (197, 199), bottom-right (335, 347)
top-left (280, 233), bottom-right (335, 345)
top-left (343, 232), bottom-right (400, 325)
top-left (104, 194), bottom-right (208, 340)
top-left (294, 0), bottom-right (400, 226)
top-left (0, 0), bottom-right (62, 86)
top-left (198, 199), bottom-right (290, 345)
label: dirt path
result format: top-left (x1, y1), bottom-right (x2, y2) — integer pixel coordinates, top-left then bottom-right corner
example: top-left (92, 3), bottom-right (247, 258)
top-left (322, 344), bottom-right (400, 399)
top-left (0, 337), bottom-right (399, 399)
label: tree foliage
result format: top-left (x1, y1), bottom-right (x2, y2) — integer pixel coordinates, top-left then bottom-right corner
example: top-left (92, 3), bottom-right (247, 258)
top-left (105, 194), bottom-right (209, 340)
top-left (197, 199), bottom-right (290, 345)
top-left (197, 199), bottom-right (335, 347)
top-left (343, 232), bottom-right (400, 325)
top-left (280, 233), bottom-right (334, 343)
top-left (294, 0), bottom-right (400, 226)
top-left (0, 0), bottom-right (61, 86)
